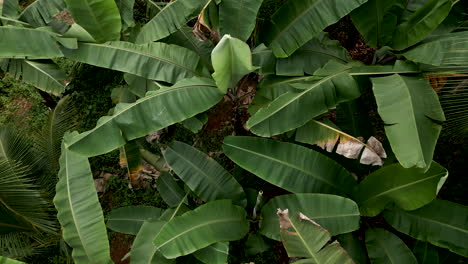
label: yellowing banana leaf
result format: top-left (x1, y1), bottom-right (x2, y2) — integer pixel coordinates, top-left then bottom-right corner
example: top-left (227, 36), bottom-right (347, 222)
top-left (3, 59), bottom-right (68, 95)
top-left (163, 141), bottom-right (246, 207)
top-left (18, 0), bottom-right (66, 27)
top-left (106, 206), bottom-right (164, 235)
top-left (277, 209), bottom-right (354, 263)
top-left (223, 136), bottom-right (357, 195)
top-left (68, 77), bottom-right (223, 157)
top-left (0, 27), bottom-right (63, 58)
top-left (64, 0), bottom-right (121, 42)
top-left (392, 0), bottom-right (453, 50)
top-left (247, 61), bottom-right (361, 137)
top-left (153, 200), bottom-right (249, 259)
top-left (119, 140), bottom-right (142, 181)
top-left (54, 132), bottom-right (111, 264)
top-left (384, 199), bottom-right (468, 257)
top-left (136, 0), bottom-right (209, 43)
top-left (353, 161), bottom-right (448, 217)
top-left (371, 74), bottom-right (445, 169)
top-left (365, 228), bottom-right (418, 264)
top-left (211, 35), bottom-right (257, 93)
top-left (262, 0), bottom-right (367, 57)
top-left (61, 41), bottom-right (206, 84)
top-left (296, 119), bottom-right (387, 166)
top-left (219, 0), bottom-right (263, 42)
top-left (260, 194), bottom-right (360, 241)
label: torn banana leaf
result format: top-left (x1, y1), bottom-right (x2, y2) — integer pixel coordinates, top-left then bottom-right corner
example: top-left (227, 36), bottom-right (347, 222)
top-left (277, 209), bottom-right (354, 263)
top-left (119, 140), bottom-right (143, 181)
top-left (296, 119), bottom-right (387, 166)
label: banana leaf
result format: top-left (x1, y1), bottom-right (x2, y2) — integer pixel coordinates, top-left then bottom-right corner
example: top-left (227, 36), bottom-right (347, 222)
top-left (365, 228), bottom-right (418, 264)
top-left (68, 77), bottom-right (223, 157)
top-left (219, 0), bottom-right (263, 41)
top-left (64, 0), bottom-right (121, 42)
top-left (260, 193), bottom-right (360, 241)
top-left (353, 161), bottom-right (448, 217)
top-left (106, 206), bottom-right (164, 235)
top-left (153, 200), bottom-right (249, 259)
top-left (223, 136), bottom-right (357, 195)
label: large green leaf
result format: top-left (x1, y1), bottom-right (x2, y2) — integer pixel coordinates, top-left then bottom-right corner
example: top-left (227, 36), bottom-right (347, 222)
top-left (0, 256), bottom-right (26, 264)
top-left (153, 200), bottom-right (249, 259)
top-left (0, 27), bottom-right (63, 58)
top-left (337, 233), bottom-right (369, 264)
top-left (365, 228), bottom-right (418, 264)
top-left (115, 0), bottom-right (134, 32)
top-left (53, 132), bottom-right (111, 264)
top-left (351, 0), bottom-right (406, 47)
top-left (163, 141), bottom-right (246, 207)
top-left (136, 0), bottom-right (209, 43)
top-left (156, 172), bottom-right (186, 208)
top-left (163, 25), bottom-right (214, 70)
top-left (219, 0), bottom-right (263, 41)
top-left (247, 61), bottom-right (361, 136)
top-left (61, 41), bottom-right (206, 84)
top-left (260, 194), bottom-right (360, 241)
top-left (276, 33), bottom-right (350, 76)
top-left (211, 35), bottom-right (257, 93)
top-left (413, 241), bottom-right (439, 264)
top-left (130, 219), bottom-right (174, 264)
top-left (353, 161), bottom-right (448, 217)
top-left (392, 0), bottom-right (453, 50)
top-left (64, 0), bottom-right (121, 42)
top-left (193, 242), bottom-right (229, 264)
top-left (261, 0), bottom-right (367, 57)
top-left (371, 74), bottom-right (445, 169)
top-left (18, 0), bottom-right (66, 27)
top-left (106, 206), bottom-right (164, 235)
top-left (223, 136), bottom-right (357, 195)
top-left (296, 120), bottom-right (387, 166)
top-left (252, 44), bottom-right (276, 75)
top-left (384, 199), bottom-right (468, 257)
top-left (4, 59), bottom-right (68, 95)
top-left (0, 0), bottom-right (19, 18)
top-left (67, 77), bottom-right (223, 157)
top-left (277, 209), bottom-right (354, 263)
top-left (403, 31), bottom-right (468, 67)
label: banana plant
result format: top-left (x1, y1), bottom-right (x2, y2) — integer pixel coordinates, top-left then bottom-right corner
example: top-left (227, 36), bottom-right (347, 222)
top-left (1, 0), bottom-right (468, 263)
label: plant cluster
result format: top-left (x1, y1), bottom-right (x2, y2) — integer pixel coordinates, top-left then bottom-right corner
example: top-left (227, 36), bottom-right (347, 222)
top-left (1, 0), bottom-right (468, 263)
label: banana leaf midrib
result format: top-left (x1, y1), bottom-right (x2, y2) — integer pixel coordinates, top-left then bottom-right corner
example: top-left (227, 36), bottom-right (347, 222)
top-left (359, 172), bottom-right (447, 205)
top-left (223, 142), bottom-right (347, 193)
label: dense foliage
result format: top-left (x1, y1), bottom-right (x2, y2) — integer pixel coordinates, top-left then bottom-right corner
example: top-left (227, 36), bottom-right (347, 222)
top-left (1, 0), bottom-right (468, 263)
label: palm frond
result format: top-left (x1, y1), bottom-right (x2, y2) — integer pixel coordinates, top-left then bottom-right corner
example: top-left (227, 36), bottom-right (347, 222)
top-left (0, 126), bottom-right (42, 174)
top-left (33, 95), bottom-right (78, 193)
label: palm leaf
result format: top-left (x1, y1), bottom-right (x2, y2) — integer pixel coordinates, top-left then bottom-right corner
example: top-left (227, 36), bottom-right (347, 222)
top-left (67, 77), bottom-right (223, 157)
top-left (53, 132), bottom-right (111, 264)
top-left (223, 136), bottom-right (357, 195)
top-left (64, 0), bottom-right (121, 42)
top-left (261, 0), bottom-right (367, 57)
top-left (277, 209), bottom-right (354, 263)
